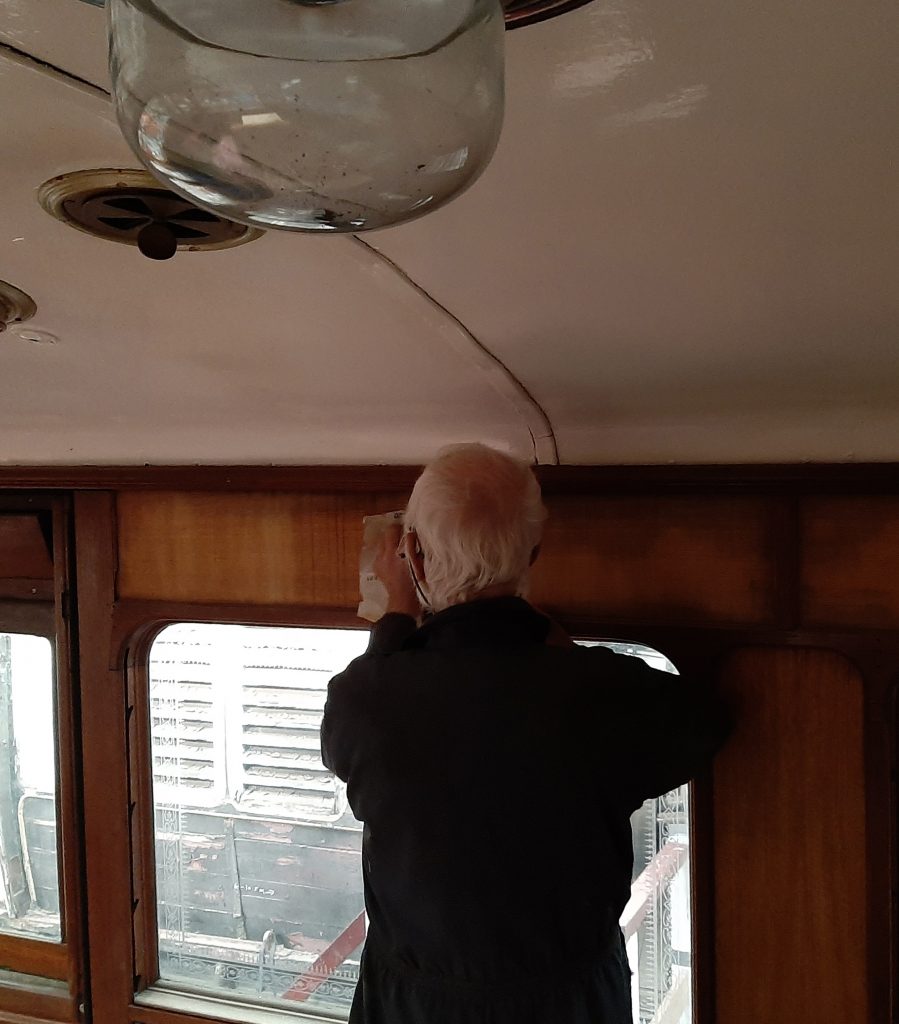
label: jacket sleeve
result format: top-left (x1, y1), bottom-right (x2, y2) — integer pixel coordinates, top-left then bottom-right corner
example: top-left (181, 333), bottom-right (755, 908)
top-left (589, 650), bottom-right (732, 807)
top-left (320, 613), bottom-right (417, 781)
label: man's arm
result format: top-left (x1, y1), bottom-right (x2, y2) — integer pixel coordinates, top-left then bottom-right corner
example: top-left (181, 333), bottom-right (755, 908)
top-left (588, 649), bottom-right (732, 806)
top-left (320, 615), bottom-right (417, 780)
top-left (321, 522), bottom-right (421, 778)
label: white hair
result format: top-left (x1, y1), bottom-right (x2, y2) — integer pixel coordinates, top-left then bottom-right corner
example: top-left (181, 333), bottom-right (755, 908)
top-left (404, 443), bottom-right (547, 613)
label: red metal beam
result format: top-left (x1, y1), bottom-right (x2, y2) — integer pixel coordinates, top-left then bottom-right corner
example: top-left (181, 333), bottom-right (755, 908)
top-left (283, 912), bottom-right (366, 1002)
top-left (620, 841), bottom-right (688, 940)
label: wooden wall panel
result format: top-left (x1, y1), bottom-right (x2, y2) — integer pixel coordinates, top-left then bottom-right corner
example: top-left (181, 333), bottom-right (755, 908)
top-left (802, 496), bottom-right (899, 630)
top-left (118, 492), bottom-right (785, 627)
top-left (530, 496), bottom-right (784, 626)
top-left (713, 647), bottom-right (867, 1024)
top-left (0, 515), bottom-right (52, 578)
top-left (116, 492), bottom-right (406, 606)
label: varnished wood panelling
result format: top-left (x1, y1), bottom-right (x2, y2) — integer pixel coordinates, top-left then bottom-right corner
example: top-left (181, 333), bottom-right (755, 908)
top-left (713, 647), bottom-right (867, 1024)
top-left (530, 496), bottom-right (784, 626)
top-left (0, 936), bottom-right (68, 981)
top-left (118, 493), bottom-right (785, 625)
top-left (116, 492), bottom-right (405, 606)
top-left (802, 497), bottom-right (899, 630)
top-left (76, 493), bottom-right (136, 1023)
top-left (0, 516), bottom-right (52, 579)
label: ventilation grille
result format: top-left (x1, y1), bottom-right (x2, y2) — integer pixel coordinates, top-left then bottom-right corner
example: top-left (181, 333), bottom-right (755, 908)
top-left (150, 630), bottom-right (346, 820)
top-left (151, 646), bottom-right (221, 797)
top-left (38, 169), bottom-right (262, 252)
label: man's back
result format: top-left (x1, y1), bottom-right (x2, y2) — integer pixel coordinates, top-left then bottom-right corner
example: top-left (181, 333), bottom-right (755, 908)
top-left (322, 597), bottom-right (729, 1023)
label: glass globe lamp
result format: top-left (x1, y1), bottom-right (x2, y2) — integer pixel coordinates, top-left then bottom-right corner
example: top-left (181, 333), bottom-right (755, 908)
top-left (108, 0), bottom-right (506, 232)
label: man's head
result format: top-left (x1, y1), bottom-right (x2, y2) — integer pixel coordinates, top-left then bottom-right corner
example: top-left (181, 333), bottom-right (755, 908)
top-left (403, 444), bottom-right (547, 613)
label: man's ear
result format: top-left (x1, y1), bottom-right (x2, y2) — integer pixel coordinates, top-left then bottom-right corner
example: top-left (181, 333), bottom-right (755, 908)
top-left (529, 543), bottom-right (541, 567)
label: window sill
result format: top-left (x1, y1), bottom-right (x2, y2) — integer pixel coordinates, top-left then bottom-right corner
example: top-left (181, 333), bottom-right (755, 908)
top-left (133, 986), bottom-right (341, 1024)
top-left (0, 970), bottom-right (78, 1024)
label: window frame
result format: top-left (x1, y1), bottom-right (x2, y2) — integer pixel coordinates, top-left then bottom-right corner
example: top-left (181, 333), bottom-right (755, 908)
top-left (125, 612), bottom-right (370, 1022)
top-left (0, 495), bottom-right (84, 1024)
top-left (95, 599), bottom-right (719, 1024)
top-left (128, 617), bottom-right (701, 1024)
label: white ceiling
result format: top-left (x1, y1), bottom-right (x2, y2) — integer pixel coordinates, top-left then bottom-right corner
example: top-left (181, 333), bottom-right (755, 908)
top-left (0, 0), bottom-right (896, 466)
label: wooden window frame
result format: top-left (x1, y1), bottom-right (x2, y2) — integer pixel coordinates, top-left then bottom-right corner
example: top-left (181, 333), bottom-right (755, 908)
top-left (125, 611), bottom-right (370, 1024)
top-left (0, 495), bottom-right (84, 1024)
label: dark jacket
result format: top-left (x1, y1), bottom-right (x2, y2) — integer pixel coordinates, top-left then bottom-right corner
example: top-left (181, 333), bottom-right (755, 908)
top-left (321, 597), bottom-right (729, 1024)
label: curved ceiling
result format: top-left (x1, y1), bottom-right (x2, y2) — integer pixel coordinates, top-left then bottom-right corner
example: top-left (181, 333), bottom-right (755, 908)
top-left (0, 0), bottom-right (896, 465)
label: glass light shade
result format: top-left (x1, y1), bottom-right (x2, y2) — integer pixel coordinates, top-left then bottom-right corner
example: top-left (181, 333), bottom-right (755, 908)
top-left (108, 0), bottom-right (505, 232)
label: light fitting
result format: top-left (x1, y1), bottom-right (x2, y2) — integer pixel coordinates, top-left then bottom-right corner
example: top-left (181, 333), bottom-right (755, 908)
top-left (108, 0), bottom-right (507, 232)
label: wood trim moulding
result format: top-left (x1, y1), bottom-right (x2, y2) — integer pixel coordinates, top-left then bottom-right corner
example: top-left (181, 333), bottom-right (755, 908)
top-left (0, 967), bottom-right (78, 1023)
top-left (0, 599), bottom-right (55, 634)
top-left (74, 492), bottom-right (136, 1024)
top-left (0, 466), bottom-right (422, 493)
top-left (0, 937), bottom-right (69, 982)
top-left (0, 1010), bottom-right (74, 1024)
top-left (0, 579), bottom-right (55, 601)
top-left (49, 498), bottom-right (88, 1011)
top-left (0, 992), bottom-right (77, 1024)
top-left (0, 463), bottom-right (899, 494)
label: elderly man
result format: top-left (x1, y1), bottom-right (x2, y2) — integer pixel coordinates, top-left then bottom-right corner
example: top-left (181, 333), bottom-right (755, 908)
top-left (321, 444), bottom-right (729, 1024)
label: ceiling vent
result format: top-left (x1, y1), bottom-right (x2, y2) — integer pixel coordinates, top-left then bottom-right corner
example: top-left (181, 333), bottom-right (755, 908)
top-left (37, 169), bottom-right (263, 260)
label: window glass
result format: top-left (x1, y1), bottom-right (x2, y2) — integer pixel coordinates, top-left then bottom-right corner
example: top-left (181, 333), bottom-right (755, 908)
top-left (579, 641), bottom-right (691, 1024)
top-left (147, 626), bottom-right (690, 1023)
top-left (0, 633), bottom-right (60, 942)
top-left (149, 624), bottom-right (369, 1016)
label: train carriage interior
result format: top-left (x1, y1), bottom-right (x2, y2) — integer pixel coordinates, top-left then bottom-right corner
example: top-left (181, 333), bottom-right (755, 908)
top-left (0, 1), bottom-right (896, 1023)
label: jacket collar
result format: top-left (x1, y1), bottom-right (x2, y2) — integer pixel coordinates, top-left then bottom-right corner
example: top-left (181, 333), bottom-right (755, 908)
top-left (404, 596), bottom-right (551, 650)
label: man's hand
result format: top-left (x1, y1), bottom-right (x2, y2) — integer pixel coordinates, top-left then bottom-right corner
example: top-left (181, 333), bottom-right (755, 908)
top-left (374, 525), bottom-right (421, 620)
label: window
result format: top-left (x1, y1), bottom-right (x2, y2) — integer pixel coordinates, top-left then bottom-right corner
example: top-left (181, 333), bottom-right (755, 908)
top-left (0, 501), bottom-right (80, 1016)
top-left (145, 623), bottom-right (369, 1017)
top-left (0, 632), bottom-right (60, 942)
top-left (579, 641), bottom-right (692, 1024)
top-left (141, 625), bottom-right (690, 1024)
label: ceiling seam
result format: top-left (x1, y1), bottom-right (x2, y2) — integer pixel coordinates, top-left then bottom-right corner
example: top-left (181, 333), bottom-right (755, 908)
top-left (350, 236), bottom-right (559, 466)
top-left (0, 39), bottom-right (110, 99)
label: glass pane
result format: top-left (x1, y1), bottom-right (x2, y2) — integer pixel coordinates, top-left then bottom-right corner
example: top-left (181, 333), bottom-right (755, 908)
top-left (148, 626), bottom-right (690, 1023)
top-left (0, 633), bottom-right (61, 942)
top-left (579, 641), bottom-right (691, 1024)
top-left (149, 624), bottom-right (369, 1016)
